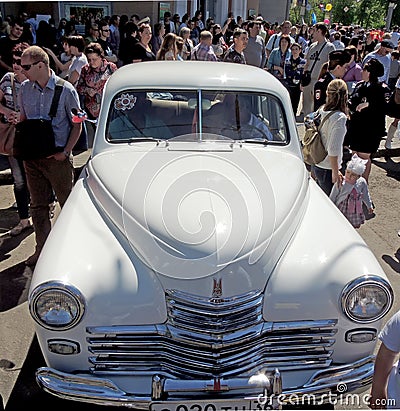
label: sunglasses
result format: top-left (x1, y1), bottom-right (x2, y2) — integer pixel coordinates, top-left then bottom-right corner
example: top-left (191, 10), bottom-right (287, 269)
top-left (21, 60), bottom-right (42, 71)
top-left (102, 29), bottom-right (110, 32)
top-left (12, 58), bottom-right (21, 65)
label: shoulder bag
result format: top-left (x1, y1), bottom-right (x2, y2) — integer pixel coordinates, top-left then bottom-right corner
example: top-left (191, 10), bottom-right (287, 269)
top-left (302, 110), bottom-right (337, 165)
top-left (301, 42), bottom-right (327, 87)
top-left (14, 78), bottom-right (65, 160)
top-left (271, 33), bottom-right (278, 50)
top-left (0, 73), bottom-right (17, 156)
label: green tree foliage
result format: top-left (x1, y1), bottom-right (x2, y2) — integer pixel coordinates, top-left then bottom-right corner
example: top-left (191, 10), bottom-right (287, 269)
top-left (290, 0), bottom-right (398, 29)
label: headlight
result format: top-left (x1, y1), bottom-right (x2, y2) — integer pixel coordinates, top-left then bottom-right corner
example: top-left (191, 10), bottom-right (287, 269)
top-left (341, 276), bottom-right (393, 323)
top-left (29, 282), bottom-right (85, 331)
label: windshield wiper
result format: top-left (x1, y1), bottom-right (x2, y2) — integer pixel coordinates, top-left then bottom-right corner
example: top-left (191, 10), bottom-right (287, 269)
top-left (111, 137), bottom-right (162, 144)
top-left (239, 138), bottom-right (272, 144)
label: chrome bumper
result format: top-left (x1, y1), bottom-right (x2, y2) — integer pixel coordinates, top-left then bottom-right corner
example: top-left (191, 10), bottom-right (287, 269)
top-left (36, 356), bottom-right (374, 409)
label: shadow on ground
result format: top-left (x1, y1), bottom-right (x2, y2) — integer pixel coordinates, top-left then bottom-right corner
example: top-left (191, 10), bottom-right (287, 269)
top-left (372, 156), bottom-right (400, 181)
top-left (5, 335), bottom-right (125, 410)
top-left (0, 204), bottom-right (33, 312)
top-left (382, 248), bottom-right (400, 274)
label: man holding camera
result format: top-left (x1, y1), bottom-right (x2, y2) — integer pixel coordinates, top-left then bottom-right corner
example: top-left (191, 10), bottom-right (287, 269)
top-left (18, 45), bottom-right (81, 266)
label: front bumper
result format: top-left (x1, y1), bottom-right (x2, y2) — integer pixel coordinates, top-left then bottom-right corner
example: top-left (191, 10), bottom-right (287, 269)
top-left (36, 356), bottom-right (374, 408)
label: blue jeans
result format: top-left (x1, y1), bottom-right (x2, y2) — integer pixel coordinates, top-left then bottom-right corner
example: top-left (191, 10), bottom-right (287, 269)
top-left (8, 155), bottom-right (30, 219)
top-left (311, 165), bottom-right (333, 196)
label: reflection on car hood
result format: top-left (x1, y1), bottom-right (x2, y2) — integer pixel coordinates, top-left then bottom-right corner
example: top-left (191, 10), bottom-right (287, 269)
top-left (87, 145), bottom-right (308, 286)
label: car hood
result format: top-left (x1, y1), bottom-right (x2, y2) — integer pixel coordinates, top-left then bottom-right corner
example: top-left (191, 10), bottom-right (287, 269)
top-left (87, 144), bottom-right (308, 285)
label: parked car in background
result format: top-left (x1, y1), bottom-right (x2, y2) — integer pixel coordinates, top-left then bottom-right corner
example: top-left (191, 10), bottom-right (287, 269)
top-left (28, 61), bottom-right (393, 410)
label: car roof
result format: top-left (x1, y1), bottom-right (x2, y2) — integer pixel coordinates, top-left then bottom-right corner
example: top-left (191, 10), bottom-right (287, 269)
top-left (104, 61), bottom-right (287, 96)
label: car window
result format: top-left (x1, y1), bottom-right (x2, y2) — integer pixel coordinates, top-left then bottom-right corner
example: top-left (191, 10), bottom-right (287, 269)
top-left (106, 90), bottom-right (288, 143)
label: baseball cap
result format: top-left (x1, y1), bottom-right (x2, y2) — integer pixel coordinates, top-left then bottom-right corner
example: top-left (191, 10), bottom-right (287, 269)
top-left (138, 16), bottom-right (150, 25)
top-left (381, 39), bottom-right (395, 49)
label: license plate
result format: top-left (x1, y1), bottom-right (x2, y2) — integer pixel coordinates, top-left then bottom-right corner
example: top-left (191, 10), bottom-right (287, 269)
top-left (151, 398), bottom-right (274, 411)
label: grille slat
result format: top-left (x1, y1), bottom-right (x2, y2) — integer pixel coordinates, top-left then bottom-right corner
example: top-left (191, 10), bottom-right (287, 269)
top-left (87, 289), bottom-right (337, 378)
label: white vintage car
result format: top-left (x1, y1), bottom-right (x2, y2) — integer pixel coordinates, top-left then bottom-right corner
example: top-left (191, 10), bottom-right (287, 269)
top-left (29, 61), bottom-right (393, 410)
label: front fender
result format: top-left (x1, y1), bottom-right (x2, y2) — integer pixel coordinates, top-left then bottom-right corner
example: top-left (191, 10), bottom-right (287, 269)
top-left (29, 176), bottom-right (168, 326)
top-left (264, 179), bottom-right (388, 363)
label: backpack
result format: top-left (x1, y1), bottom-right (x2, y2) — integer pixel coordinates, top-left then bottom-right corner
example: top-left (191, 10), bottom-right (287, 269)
top-left (302, 110), bottom-right (337, 165)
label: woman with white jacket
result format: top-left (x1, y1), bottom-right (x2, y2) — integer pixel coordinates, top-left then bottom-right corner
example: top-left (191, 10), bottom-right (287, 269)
top-left (311, 78), bottom-right (348, 195)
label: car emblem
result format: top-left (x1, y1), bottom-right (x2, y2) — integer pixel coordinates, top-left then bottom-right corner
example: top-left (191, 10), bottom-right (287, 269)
top-left (211, 279), bottom-right (223, 303)
top-left (206, 377), bottom-right (228, 391)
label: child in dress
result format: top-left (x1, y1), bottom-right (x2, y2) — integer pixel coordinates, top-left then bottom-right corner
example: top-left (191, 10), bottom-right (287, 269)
top-left (329, 154), bottom-right (374, 228)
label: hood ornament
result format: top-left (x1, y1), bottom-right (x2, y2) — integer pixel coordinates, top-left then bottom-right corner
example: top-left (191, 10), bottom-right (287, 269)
top-left (211, 279), bottom-right (223, 304)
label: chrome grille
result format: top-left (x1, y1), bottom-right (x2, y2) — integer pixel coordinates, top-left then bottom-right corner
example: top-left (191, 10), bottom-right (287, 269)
top-left (87, 289), bottom-right (337, 378)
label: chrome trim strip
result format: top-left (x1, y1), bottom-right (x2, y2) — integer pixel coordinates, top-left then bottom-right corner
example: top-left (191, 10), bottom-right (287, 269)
top-left (86, 320), bottom-right (337, 377)
top-left (36, 367), bottom-right (149, 408)
top-left (36, 356), bottom-right (375, 409)
top-left (166, 289), bottom-right (264, 334)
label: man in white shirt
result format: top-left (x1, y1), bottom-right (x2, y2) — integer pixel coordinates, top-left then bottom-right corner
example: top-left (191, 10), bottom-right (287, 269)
top-left (266, 20), bottom-right (294, 58)
top-left (301, 22), bottom-right (335, 117)
top-left (391, 25), bottom-right (400, 46)
top-left (362, 39), bottom-right (393, 84)
top-left (331, 32), bottom-right (345, 50)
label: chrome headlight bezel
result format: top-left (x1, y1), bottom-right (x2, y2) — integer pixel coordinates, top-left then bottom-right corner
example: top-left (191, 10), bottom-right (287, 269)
top-left (341, 275), bottom-right (393, 324)
top-left (29, 281), bottom-right (85, 331)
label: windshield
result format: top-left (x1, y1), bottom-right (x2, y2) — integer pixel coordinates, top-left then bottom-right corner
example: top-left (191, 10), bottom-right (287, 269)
top-left (106, 90), bottom-right (288, 143)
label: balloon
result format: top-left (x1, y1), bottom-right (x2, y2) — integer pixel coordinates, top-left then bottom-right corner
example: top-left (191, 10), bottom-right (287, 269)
top-left (326, 3), bottom-right (332, 11)
top-left (324, 18), bottom-right (330, 25)
top-left (311, 12), bottom-right (317, 24)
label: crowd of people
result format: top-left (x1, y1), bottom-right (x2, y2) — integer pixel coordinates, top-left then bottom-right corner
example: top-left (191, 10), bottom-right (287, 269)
top-left (0, 10), bottom-right (400, 407)
top-left (0, 11), bottom-right (398, 255)
top-left (0, 15), bottom-right (398, 238)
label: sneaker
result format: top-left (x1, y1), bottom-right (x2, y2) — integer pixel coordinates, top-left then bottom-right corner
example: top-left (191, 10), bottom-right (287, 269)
top-left (9, 220), bottom-right (32, 236)
top-left (25, 250), bottom-right (40, 266)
